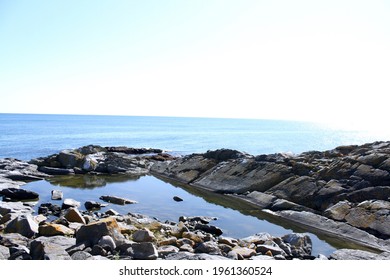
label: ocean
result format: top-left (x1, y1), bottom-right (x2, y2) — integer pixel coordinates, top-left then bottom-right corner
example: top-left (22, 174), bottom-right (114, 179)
top-left (1, 113), bottom-right (388, 160)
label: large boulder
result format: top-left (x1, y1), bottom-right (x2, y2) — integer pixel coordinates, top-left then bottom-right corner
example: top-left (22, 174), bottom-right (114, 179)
top-left (75, 217), bottom-right (125, 247)
top-left (58, 150), bottom-right (84, 169)
top-left (4, 214), bottom-right (38, 238)
top-left (0, 187), bottom-right (39, 200)
top-left (30, 236), bottom-right (75, 260)
top-left (344, 200), bottom-right (390, 238)
top-left (330, 249), bottom-right (390, 260)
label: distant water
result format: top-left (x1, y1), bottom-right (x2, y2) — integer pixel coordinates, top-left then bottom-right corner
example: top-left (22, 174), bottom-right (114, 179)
top-left (1, 113), bottom-right (389, 160)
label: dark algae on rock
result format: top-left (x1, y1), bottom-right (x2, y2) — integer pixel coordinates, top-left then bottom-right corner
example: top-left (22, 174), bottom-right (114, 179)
top-left (1, 142), bottom-right (390, 259)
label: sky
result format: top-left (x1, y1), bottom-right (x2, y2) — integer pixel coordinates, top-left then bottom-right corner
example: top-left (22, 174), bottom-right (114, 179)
top-left (1, 0), bottom-right (389, 129)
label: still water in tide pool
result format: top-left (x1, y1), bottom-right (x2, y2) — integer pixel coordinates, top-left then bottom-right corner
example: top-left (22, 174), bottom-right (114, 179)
top-left (24, 174), bottom-right (346, 257)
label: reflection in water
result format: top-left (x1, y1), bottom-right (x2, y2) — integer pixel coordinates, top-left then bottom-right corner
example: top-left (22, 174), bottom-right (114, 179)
top-left (47, 174), bottom-right (141, 189)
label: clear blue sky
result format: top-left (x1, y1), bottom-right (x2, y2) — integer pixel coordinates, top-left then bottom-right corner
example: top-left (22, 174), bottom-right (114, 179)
top-left (1, 0), bottom-right (389, 128)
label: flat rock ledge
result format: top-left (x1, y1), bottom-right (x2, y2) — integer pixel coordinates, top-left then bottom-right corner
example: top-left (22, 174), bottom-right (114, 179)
top-left (2, 142), bottom-right (390, 259)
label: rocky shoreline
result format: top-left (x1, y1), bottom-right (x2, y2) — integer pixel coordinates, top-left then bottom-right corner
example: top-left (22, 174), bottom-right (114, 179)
top-left (1, 142), bottom-right (390, 260)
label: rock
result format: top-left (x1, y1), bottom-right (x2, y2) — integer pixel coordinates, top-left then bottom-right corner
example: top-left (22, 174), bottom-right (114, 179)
top-left (256, 244), bottom-right (286, 256)
top-left (182, 231), bottom-right (204, 243)
top-left (84, 201), bottom-right (107, 210)
top-left (250, 255), bottom-right (274, 260)
top-left (165, 252), bottom-right (229, 260)
top-left (30, 236), bottom-right (74, 260)
top-left (329, 249), bottom-right (390, 260)
top-left (38, 166), bottom-right (75, 175)
top-left (91, 244), bottom-right (107, 256)
top-left (132, 229), bottom-right (155, 242)
top-left (64, 208), bottom-right (86, 224)
top-left (0, 201), bottom-right (33, 216)
top-left (158, 237), bottom-right (178, 247)
top-left (204, 149), bottom-right (247, 161)
top-left (179, 216), bottom-right (217, 224)
top-left (38, 223), bottom-right (74, 236)
top-left (76, 217), bottom-right (125, 247)
top-left (119, 242), bottom-right (158, 260)
top-left (4, 214), bottom-right (38, 238)
top-left (173, 196), bottom-right (183, 202)
top-left (232, 246), bottom-right (257, 258)
top-left (194, 224), bottom-right (223, 236)
top-left (105, 209), bottom-right (120, 216)
top-left (99, 195), bottom-right (137, 205)
top-left (71, 251), bottom-right (93, 260)
top-left (62, 198), bottom-right (81, 209)
top-left (158, 245), bottom-right (180, 258)
top-left (218, 236), bottom-right (238, 247)
top-left (0, 233), bottom-right (29, 247)
top-left (240, 232), bottom-right (273, 245)
top-left (58, 150), bottom-right (84, 169)
top-left (8, 245), bottom-right (31, 260)
top-left (0, 245), bottom-right (10, 260)
top-left (98, 235), bottom-right (116, 251)
top-left (38, 203), bottom-right (61, 216)
top-left (0, 187), bottom-right (39, 200)
top-left (281, 233), bottom-right (312, 257)
top-left (344, 200), bottom-right (390, 238)
top-left (51, 190), bottom-right (63, 200)
top-left (245, 191), bottom-right (277, 208)
top-left (324, 200), bottom-right (352, 221)
top-left (315, 254), bottom-right (329, 260)
top-left (194, 241), bottom-right (221, 255)
top-left (179, 244), bottom-right (194, 252)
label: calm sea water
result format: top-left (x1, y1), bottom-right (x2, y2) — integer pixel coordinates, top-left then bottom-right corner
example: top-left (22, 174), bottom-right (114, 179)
top-left (1, 113), bottom-right (388, 160)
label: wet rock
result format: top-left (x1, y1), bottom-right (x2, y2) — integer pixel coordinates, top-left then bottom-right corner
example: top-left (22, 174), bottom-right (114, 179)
top-left (62, 198), bottom-right (81, 209)
top-left (173, 196), bottom-right (183, 202)
top-left (4, 214), bottom-right (38, 238)
top-left (99, 195), bottom-right (137, 205)
top-left (179, 216), bottom-right (217, 224)
top-left (84, 201), bottom-right (107, 210)
top-left (51, 190), bottom-right (63, 200)
top-left (64, 208), bottom-right (86, 224)
top-left (76, 217), bottom-right (125, 247)
top-left (38, 203), bottom-right (61, 216)
top-left (0, 187), bottom-right (39, 200)
top-left (132, 229), bottom-right (155, 242)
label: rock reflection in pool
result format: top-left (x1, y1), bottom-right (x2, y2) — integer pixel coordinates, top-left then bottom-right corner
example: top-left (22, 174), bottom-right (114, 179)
top-left (25, 174), bottom-right (337, 256)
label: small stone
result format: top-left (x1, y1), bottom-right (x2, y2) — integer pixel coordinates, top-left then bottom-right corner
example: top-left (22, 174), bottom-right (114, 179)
top-left (51, 190), bottom-right (63, 200)
top-left (71, 251), bottom-right (93, 260)
top-left (91, 244), bottom-right (107, 256)
top-left (173, 196), bottom-right (183, 202)
top-left (158, 245), bottom-right (180, 257)
top-left (182, 231), bottom-right (204, 243)
top-left (64, 208), bottom-right (86, 224)
top-left (179, 244), bottom-right (194, 253)
top-left (84, 201), bottom-right (107, 210)
top-left (232, 246), bottom-right (257, 258)
top-left (194, 241), bottom-right (221, 255)
top-left (62, 198), bottom-right (81, 209)
top-left (98, 235), bottom-right (116, 251)
top-left (158, 237), bottom-right (178, 246)
top-left (105, 209), bottom-right (120, 216)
